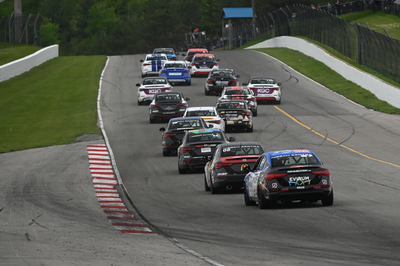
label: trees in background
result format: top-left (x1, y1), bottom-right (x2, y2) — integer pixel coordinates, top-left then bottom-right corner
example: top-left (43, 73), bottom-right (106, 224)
top-left (0, 0), bottom-right (318, 55)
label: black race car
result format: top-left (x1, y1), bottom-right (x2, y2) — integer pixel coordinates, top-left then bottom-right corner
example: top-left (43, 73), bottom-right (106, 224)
top-left (204, 69), bottom-right (240, 96)
top-left (215, 100), bottom-right (254, 132)
top-left (149, 92), bottom-right (190, 123)
top-left (177, 128), bottom-right (235, 174)
top-left (159, 117), bottom-right (211, 156)
top-left (204, 142), bottom-right (264, 194)
top-left (244, 149), bottom-right (333, 209)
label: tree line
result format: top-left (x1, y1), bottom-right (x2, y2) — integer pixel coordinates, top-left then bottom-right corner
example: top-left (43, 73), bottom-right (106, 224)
top-left (0, 0), bottom-right (318, 55)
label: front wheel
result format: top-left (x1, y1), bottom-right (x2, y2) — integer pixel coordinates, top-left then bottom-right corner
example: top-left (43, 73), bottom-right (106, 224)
top-left (321, 191), bottom-right (334, 206)
top-left (204, 173), bottom-right (210, 191)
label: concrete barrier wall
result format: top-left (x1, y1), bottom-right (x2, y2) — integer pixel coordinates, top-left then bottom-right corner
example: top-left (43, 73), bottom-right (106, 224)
top-left (0, 45), bottom-right (59, 83)
top-left (246, 37), bottom-right (400, 109)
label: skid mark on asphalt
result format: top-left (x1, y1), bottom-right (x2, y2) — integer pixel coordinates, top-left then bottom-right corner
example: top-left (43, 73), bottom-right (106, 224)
top-left (87, 144), bottom-right (155, 234)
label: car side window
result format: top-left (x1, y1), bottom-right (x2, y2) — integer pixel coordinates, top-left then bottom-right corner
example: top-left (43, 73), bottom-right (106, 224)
top-left (254, 156), bottom-right (266, 170)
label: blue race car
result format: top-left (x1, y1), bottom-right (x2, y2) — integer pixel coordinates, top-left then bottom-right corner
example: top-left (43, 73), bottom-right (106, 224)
top-left (159, 60), bottom-right (191, 86)
top-left (244, 149), bottom-right (333, 209)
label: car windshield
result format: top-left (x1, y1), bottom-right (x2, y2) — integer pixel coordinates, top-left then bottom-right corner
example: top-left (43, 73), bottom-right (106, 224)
top-left (270, 154), bottom-right (321, 167)
top-left (148, 56), bottom-right (166, 60)
top-left (156, 93), bottom-right (181, 101)
top-left (225, 89), bottom-right (250, 95)
top-left (250, 78), bottom-right (276, 84)
top-left (143, 78), bottom-right (167, 85)
top-left (155, 49), bottom-right (173, 54)
top-left (188, 51), bottom-right (206, 56)
top-left (194, 56), bottom-right (214, 61)
top-left (221, 145), bottom-right (263, 157)
top-left (165, 63), bottom-right (185, 68)
top-left (187, 132), bottom-right (223, 142)
top-left (186, 110), bottom-right (216, 116)
top-left (211, 71), bottom-right (233, 77)
top-left (217, 102), bottom-right (246, 109)
top-left (168, 119), bottom-right (201, 130)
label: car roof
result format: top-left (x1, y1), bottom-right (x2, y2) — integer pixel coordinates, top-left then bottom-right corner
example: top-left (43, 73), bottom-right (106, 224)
top-left (155, 91), bottom-right (181, 95)
top-left (266, 149), bottom-right (315, 157)
top-left (188, 48), bottom-right (208, 51)
top-left (186, 106), bottom-right (215, 111)
top-left (224, 86), bottom-right (248, 90)
top-left (169, 116), bottom-right (202, 122)
top-left (193, 53), bottom-right (215, 57)
top-left (188, 128), bottom-right (222, 134)
top-left (144, 76), bottom-right (167, 80)
top-left (218, 142), bottom-right (262, 148)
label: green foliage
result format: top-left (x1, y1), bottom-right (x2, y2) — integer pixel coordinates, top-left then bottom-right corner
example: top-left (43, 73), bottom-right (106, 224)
top-left (40, 22), bottom-right (60, 46)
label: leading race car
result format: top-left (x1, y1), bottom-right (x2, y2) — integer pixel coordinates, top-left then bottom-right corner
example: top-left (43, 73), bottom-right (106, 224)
top-left (215, 100), bottom-right (254, 132)
top-left (159, 117), bottom-right (211, 156)
top-left (140, 53), bottom-right (168, 77)
top-left (189, 53), bottom-right (220, 76)
top-left (136, 76), bottom-right (172, 105)
top-left (177, 129), bottom-right (235, 174)
top-left (183, 106), bottom-right (225, 132)
top-left (149, 92), bottom-right (190, 123)
top-left (243, 149), bottom-right (333, 209)
top-left (204, 69), bottom-right (240, 96)
top-left (159, 60), bottom-right (191, 86)
top-left (153, 48), bottom-right (177, 60)
top-left (182, 48), bottom-right (208, 66)
top-left (204, 142), bottom-right (264, 194)
top-left (218, 86), bottom-right (258, 116)
top-left (242, 76), bottom-right (282, 104)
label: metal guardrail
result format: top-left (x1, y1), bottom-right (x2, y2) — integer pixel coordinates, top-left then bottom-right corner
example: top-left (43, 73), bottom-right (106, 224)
top-left (0, 13), bottom-right (41, 45)
top-left (221, 1), bottom-right (400, 84)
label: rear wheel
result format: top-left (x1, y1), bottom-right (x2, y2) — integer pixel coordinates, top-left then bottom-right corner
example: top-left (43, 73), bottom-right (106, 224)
top-left (244, 185), bottom-right (256, 206)
top-left (204, 173), bottom-right (210, 191)
top-left (149, 116), bottom-right (155, 124)
top-left (210, 181), bottom-right (219, 194)
top-left (187, 81), bottom-right (191, 86)
top-left (253, 110), bottom-right (257, 117)
top-left (178, 165), bottom-right (186, 174)
top-left (258, 187), bottom-right (270, 209)
top-left (247, 124), bottom-right (253, 132)
top-left (162, 149), bottom-right (169, 156)
top-left (321, 191), bottom-right (334, 206)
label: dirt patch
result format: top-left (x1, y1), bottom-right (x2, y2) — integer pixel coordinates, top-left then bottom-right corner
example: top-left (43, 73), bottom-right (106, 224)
top-left (76, 134), bottom-right (103, 142)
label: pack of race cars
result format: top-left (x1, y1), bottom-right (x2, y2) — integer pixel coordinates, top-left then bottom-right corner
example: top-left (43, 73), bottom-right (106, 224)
top-left (136, 47), bottom-right (333, 209)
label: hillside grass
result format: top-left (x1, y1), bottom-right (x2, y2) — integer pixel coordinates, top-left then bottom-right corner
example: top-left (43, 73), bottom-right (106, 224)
top-left (0, 55), bottom-right (106, 153)
top-left (0, 43), bottom-right (42, 65)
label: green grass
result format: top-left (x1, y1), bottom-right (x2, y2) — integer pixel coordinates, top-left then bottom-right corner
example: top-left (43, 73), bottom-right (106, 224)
top-left (0, 43), bottom-right (42, 65)
top-left (253, 48), bottom-right (400, 114)
top-left (0, 55), bottom-right (106, 153)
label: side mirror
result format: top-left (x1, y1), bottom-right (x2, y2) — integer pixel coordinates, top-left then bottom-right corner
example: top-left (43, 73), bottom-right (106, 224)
top-left (203, 155), bottom-right (212, 161)
top-left (216, 59), bottom-right (221, 61)
top-left (253, 92), bottom-right (258, 96)
top-left (243, 165), bottom-right (251, 171)
top-left (278, 82), bottom-right (282, 86)
top-left (136, 83), bottom-right (140, 87)
top-left (236, 74), bottom-right (241, 78)
top-left (140, 59), bottom-right (144, 62)
top-left (208, 124), bottom-right (214, 128)
top-left (186, 97), bottom-right (190, 101)
top-left (188, 66), bottom-right (192, 69)
top-left (242, 82), bottom-right (248, 85)
top-left (228, 137), bottom-right (235, 142)
top-left (159, 127), bottom-right (166, 132)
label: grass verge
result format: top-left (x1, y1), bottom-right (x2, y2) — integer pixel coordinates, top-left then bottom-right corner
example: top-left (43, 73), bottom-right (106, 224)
top-left (253, 47), bottom-right (400, 114)
top-left (0, 55), bottom-right (106, 153)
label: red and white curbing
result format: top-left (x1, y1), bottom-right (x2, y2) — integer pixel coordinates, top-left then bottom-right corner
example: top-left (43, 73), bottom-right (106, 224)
top-left (87, 144), bottom-right (154, 234)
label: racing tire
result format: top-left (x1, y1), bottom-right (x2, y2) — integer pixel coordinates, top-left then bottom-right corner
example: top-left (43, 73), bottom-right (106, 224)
top-left (244, 185), bottom-right (256, 206)
top-left (253, 110), bottom-right (257, 117)
top-left (247, 125), bottom-right (253, 132)
top-left (138, 100), bottom-right (143, 106)
top-left (276, 99), bottom-right (281, 105)
top-left (178, 165), bottom-right (186, 174)
top-left (204, 88), bottom-right (209, 95)
top-left (204, 173), bottom-right (210, 191)
top-left (321, 191), bottom-right (334, 206)
top-left (187, 81), bottom-right (191, 86)
top-left (258, 187), bottom-right (270, 209)
top-left (149, 117), bottom-right (155, 124)
top-left (141, 73), bottom-right (145, 78)
top-left (210, 182), bottom-right (219, 194)
top-left (162, 149), bottom-right (169, 156)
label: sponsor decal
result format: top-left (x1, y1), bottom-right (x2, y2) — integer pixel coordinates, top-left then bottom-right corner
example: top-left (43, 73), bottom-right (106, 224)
top-left (217, 172), bottom-right (228, 176)
top-left (149, 89), bottom-right (162, 94)
top-left (287, 169), bottom-right (310, 173)
top-left (240, 164), bottom-right (249, 171)
top-left (322, 179), bottom-right (328, 185)
top-left (272, 183), bottom-right (278, 188)
top-left (257, 88), bottom-right (271, 94)
top-left (296, 186), bottom-right (305, 189)
top-left (288, 176), bottom-right (310, 186)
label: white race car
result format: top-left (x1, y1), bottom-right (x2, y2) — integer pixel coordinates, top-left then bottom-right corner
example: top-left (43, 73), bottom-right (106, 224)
top-left (183, 106), bottom-right (225, 132)
top-left (140, 53), bottom-right (168, 77)
top-left (136, 76), bottom-right (172, 105)
top-left (242, 76), bottom-right (282, 104)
